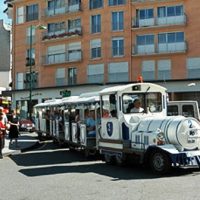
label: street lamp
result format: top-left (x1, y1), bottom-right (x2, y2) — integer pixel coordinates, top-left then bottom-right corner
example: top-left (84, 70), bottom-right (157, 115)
top-left (27, 24), bottom-right (46, 121)
top-left (28, 25), bottom-right (34, 121)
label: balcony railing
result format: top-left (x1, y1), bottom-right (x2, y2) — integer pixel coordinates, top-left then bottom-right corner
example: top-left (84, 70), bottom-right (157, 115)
top-left (132, 14), bottom-right (187, 28)
top-left (132, 0), bottom-right (169, 3)
top-left (42, 28), bottom-right (82, 41)
top-left (42, 51), bottom-right (82, 65)
top-left (44, 3), bottom-right (81, 17)
top-left (132, 41), bottom-right (187, 55)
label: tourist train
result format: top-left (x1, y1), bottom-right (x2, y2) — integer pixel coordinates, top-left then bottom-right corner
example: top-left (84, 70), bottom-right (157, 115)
top-left (34, 82), bottom-right (200, 174)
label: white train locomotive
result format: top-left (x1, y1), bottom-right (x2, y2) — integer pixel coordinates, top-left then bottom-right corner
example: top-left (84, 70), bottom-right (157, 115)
top-left (34, 82), bottom-right (200, 174)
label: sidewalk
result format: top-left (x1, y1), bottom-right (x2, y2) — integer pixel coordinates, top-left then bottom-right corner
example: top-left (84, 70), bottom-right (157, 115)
top-left (2, 132), bottom-right (39, 156)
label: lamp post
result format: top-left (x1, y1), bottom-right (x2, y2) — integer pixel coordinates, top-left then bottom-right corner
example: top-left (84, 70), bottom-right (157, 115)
top-left (28, 24), bottom-right (46, 120)
top-left (28, 25), bottom-right (33, 121)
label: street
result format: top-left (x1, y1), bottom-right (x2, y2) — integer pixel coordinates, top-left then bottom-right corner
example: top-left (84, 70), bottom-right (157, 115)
top-left (1, 141), bottom-right (200, 200)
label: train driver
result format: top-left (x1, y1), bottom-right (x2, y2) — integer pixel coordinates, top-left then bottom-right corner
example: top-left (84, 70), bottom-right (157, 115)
top-left (130, 99), bottom-right (144, 113)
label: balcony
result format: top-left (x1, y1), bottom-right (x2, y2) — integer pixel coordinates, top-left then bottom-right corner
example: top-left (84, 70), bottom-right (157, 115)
top-left (42, 28), bottom-right (82, 41)
top-left (132, 44), bottom-right (155, 55)
top-left (44, 3), bottom-right (81, 18)
top-left (132, 0), bottom-right (172, 3)
top-left (42, 51), bottom-right (82, 65)
top-left (132, 41), bottom-right (187, 55)
top-left (132, 14), bottom-right (187, 29)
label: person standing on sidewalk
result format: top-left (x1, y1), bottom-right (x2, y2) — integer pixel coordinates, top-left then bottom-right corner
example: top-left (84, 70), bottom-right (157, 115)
top-left (0, 107), bottom-right (8, 126)
top-left (8, 110), bottom-right (20, 147)
top-left (0, 113), bottom-right (7, 158)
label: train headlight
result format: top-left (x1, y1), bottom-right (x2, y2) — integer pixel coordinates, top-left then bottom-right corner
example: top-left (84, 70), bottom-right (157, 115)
top-left (156, 129), bottom-right (165, 145)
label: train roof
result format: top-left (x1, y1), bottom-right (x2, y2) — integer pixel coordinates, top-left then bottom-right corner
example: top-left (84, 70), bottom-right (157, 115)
top-left (99, 82), bottom-right (167, 95)
top-left (34, 99), bottom-right (62, 108)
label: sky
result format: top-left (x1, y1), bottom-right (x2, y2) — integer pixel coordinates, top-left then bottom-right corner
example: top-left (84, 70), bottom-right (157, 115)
top-left (0, 1), bottom-right (12, 24)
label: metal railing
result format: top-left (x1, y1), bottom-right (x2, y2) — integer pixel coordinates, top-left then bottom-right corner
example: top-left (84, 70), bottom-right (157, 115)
top-left (42, 51), bottom-right (82, 65)
top-left (42, 28), bottom-right (82, 41)
top-left (132, 41), bottom-right (187, 55)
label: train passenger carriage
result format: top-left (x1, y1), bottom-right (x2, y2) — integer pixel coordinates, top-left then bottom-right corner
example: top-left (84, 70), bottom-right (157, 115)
top-left (34, 82), bottom-right (200, 174)
top-left (61, 93), bottom-right (100, 155)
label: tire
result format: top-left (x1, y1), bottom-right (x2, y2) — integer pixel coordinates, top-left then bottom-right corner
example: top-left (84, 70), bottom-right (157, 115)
top-left (149, 151), bottom-right (171, 174)
top-left (104, 154), bottom-right (115, 165)
top-left (115, 154), bottom-right (126, 166)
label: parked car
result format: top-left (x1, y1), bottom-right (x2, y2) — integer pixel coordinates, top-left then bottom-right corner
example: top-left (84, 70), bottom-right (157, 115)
top-left (19, 118), bottom-right (35, 132)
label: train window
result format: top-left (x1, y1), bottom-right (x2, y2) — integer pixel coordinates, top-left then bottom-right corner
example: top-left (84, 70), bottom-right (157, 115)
top-left (123, 94), bottom-right (144, 113)
top-left (101, 94), bottom-right (118, 118)
top-left (167, 105), bottom-right (178, 116)
top-left (182, 105), bottom-right (194, 117)
top-left (123, 92), bottom-right (162, 114)
top-left (146, 93), bottom-right (162, 113)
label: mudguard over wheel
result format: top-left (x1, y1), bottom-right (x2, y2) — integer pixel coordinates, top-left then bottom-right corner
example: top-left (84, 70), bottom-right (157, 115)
top-left (149, 150), bottom-right (171, 174)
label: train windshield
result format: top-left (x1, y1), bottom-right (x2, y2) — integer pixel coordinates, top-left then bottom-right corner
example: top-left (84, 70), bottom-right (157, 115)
top-left (122, 92), bottom-right (162, 114)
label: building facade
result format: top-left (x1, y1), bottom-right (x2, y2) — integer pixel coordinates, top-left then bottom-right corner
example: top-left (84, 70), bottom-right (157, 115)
top-left (0, 19), bottom-right (11, 94)
top-left (5, 0), bottom-right (200, 118)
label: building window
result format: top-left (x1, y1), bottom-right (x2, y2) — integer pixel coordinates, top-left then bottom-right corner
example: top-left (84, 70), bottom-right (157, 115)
top-left (69, 0), bottom-right (80, 6)
top-left (91, 14), bottom-right (101, 33)
top-left (47, 0), bottom-right (65, 15)
top-left (112, 37), bottom-right (124, 57)
top-left (16, 73), bottom-right (24, 89)
top-left (90, 0), bottom-right (103, 9)
top-left (138, 8), bottom-right (153, 19)
top-left (56, 68), bottom-right (65, 86)
top-left (26, 4), bottom-right (39, 22)
top-left (158, 5), bottom-right (183, 17)
top-left (16, 7), bottom-right (24, 24)
top-left (187, 57), bottom-right (200, 79)
top-left (47, 45), bottom-right (65, 64)
top-left (68, 18), bottom-right (81, 32)
top-left (48, 22), bottom-right (65, 35)
top-left (109, 0), bottom-right (126, 6)
top-left (26, 48), bottom-right (35, 66)
top-left (158, 32), bottom-right (184, 44)
top-left (90, 39), bottom-right (101, 59)
top-left (112, 11), bottom-right (124, 31)
top-left (68, 68), bottom-right (77, 85)
top-left (24, 73), bottom-right (38, 89)
top-left (68, 42), bottom-right (82, 61)
top-left (26, 26), bottom-right (36, 45)
top-left (87, 64), bottom-right (104, 83)
top-left (108, 62), bottom-right (128, 82)
top-left (137, 35), bottom-right (154, 45)
top-left (142, 60), bottom-right (155, 81)
top-left (157, 60), bottom-right (171, 80)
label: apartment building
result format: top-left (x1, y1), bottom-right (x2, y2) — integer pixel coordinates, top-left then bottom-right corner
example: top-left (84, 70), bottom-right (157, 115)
top-left (5, 0), bottom-right (200, 118)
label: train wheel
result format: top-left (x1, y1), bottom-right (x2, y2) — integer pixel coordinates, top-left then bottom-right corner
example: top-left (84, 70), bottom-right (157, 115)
top-left (104, 154), bottom-right (115, 165)
top-left (149, 151), bottom-right (171, 174)
top-left (115, 154), bottom-right (126, 166)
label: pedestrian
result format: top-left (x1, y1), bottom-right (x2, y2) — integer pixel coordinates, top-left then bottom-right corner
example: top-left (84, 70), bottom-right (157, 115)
top-left (0, 113), bottom-right (6, 158)
top-left (8, 110), bottom-right (20, 147)
top-left (0, 106), bottom-right (8, 126)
